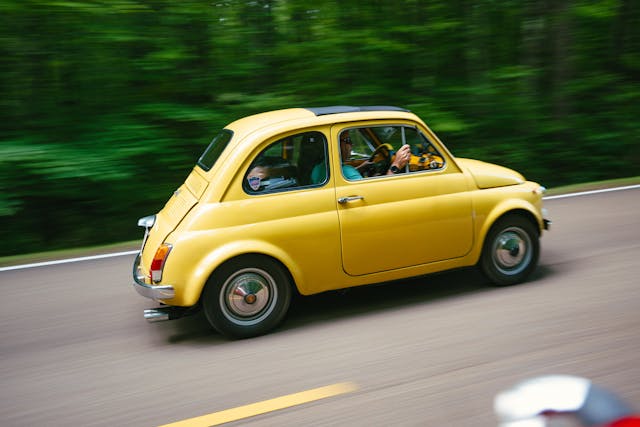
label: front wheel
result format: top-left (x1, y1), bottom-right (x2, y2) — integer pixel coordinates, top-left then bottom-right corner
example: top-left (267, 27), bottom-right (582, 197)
top-left (202, 256), bottom-right (292, 339)
top-left (480, 215), bottom-right (539, 286)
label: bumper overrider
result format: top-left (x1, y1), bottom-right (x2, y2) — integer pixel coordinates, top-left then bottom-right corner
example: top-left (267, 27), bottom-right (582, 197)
top-left (132, 253), bottom-right (175, 301)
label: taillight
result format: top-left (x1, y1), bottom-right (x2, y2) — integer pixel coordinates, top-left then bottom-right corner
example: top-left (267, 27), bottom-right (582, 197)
top-left (150, 244), bottom-right (172, 283)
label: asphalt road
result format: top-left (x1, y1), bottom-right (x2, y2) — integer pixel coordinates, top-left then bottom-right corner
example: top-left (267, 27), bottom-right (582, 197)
top-left (1, 188), bottom-right (639, 427)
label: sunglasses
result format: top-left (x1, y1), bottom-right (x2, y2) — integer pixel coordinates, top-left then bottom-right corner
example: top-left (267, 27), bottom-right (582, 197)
top-left (341, 136), bottom-right (352, 144)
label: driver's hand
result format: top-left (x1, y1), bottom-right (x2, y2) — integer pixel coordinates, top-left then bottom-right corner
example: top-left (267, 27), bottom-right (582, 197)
top-left (392, 144), bottom-right (411, 169)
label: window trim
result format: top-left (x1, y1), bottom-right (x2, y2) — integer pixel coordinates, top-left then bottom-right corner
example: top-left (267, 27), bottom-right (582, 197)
top-left (340, 124), bottom-right (446, 182)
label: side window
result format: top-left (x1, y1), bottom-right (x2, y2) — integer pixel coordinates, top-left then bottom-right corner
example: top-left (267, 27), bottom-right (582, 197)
top-left (244, 131), bottom-right (328, 194)
top-left (341, 125), bottom-right (445, 180)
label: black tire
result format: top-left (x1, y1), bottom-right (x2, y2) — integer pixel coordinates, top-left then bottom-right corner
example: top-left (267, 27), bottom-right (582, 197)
top-left (202, 255), bottom-right (292, 339)
top-left (480, 215), bottom-right (540, 286)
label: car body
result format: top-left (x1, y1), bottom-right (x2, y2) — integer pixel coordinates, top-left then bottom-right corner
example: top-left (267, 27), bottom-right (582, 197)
top-left (132, 106), bottom-right (550, 338)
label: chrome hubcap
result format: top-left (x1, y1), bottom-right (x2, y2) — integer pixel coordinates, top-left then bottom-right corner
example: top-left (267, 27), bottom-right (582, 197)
top-left (220, 268), bottom-right (276, 325)
top-left (492, 227), bottom-right (531, 275)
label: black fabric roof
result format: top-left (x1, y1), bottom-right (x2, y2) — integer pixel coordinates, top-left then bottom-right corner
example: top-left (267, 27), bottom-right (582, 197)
top-left (305, 106), bottom-right (410, 116)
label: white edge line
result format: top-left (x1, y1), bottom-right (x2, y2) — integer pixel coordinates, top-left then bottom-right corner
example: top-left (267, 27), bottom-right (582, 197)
top-left (0, 250), bottom-right (139, 272)
top-left (543, 184), bottom-right (640, 200)
top-left (2, 184), bottom-right (639, 272)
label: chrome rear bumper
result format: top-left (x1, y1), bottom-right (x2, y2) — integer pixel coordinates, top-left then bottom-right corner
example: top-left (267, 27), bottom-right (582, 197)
top-left (132, 254), bottom-right (175, 301)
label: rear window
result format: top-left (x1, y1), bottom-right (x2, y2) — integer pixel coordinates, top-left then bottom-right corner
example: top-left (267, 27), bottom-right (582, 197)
top-left (197, 130), bottom-right (233, 171)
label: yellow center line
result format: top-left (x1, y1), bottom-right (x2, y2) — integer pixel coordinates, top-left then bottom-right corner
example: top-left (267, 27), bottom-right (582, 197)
top-left (158, 382), bottom-right (358, 427)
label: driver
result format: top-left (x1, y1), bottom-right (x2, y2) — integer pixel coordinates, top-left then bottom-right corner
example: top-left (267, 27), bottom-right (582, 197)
top-left (338, 130), bottom-right (411, 180)
top-left (310, 130), bottom-right (412, 183)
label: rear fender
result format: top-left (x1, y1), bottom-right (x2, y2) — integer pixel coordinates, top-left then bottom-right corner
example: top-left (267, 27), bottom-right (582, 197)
top-left (180, 240), bottom-right (302, 307)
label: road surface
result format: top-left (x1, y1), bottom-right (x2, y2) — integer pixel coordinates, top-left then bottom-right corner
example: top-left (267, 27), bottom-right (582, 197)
top-left (1, 188), bottom-right (639, 426)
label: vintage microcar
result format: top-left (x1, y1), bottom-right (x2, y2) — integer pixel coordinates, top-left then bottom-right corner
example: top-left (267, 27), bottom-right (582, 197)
top-left (132, 106), bottom-right (550, 339)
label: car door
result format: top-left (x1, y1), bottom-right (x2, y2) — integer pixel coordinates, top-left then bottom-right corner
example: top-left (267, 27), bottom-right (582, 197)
top-left (221, 129), bottom-right (343, 294)
top-left (333, 123), bottom-right (474, 276)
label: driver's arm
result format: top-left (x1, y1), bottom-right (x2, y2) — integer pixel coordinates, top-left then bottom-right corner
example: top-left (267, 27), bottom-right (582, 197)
top-left (356, 160), bottom-right (373, 170)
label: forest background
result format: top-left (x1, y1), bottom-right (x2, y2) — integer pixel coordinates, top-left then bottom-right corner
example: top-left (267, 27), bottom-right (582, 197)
top-left (1, 0), bottom-right (638, 256)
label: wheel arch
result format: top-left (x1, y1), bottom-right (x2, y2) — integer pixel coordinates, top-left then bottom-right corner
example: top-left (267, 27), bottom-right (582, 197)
top-left (479, 199), bottom-right (542, 245)
top-left (486, 208), bottom-right (541, 237)
top-left (182, 241), bottom-right (302, 307)
top-left (198, 252), bottom-right (299, 305)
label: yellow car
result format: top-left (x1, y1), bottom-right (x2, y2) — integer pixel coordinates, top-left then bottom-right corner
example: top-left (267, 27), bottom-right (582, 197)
top-left (132, 106), bottom-right (550, 339)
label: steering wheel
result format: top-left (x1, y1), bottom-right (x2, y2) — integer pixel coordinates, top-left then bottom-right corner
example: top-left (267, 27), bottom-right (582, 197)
top-left (366, 143), bottom-right (393, 176)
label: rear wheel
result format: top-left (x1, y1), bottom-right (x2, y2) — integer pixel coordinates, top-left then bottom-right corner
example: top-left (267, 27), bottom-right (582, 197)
top-left (481, 215), bottom-right (539, 286)
top-left (202, 256), bottom-right (292, 339)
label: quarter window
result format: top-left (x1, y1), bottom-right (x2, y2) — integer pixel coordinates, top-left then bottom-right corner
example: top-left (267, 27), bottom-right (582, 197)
top-left (197, 130), bottom-right (233, 171)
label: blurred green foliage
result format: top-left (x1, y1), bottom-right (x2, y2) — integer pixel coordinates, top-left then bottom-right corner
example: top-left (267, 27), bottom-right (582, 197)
top-left (1, 0), bottom-right (639, 256)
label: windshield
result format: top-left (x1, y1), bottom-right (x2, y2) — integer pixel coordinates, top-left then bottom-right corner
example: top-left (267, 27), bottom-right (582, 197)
top-left (197, 129), bottom-right (233, 171)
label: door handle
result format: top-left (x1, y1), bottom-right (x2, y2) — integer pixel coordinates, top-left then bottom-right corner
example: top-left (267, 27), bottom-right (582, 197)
top-left (338, 195), bottom-right (364, 204)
